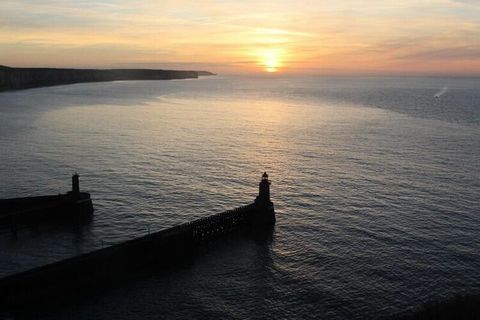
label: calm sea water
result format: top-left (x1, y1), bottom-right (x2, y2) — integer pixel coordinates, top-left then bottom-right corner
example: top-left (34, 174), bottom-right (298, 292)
top-left (0, 75), bottom-right (479, 319)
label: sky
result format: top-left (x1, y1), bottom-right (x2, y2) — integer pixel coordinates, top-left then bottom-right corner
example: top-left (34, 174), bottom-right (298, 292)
top-left (1, 0), bottom-right (479, 75)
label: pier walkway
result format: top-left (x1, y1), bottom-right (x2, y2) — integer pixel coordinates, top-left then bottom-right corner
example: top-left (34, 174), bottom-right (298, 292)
top-left (0, 173), bottom-right (275, 309)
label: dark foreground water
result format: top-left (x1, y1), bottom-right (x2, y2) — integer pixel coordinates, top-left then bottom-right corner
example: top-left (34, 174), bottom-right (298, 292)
top-left (0, 75), bottom-right (479, 319)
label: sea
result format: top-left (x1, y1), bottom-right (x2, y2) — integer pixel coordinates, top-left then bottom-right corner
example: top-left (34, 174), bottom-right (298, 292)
top-left (0, 75), bottom-right (479, 319)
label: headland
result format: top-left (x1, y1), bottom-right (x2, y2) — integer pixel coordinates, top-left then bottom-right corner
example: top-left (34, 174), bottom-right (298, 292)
top-left (0, 65), bottom-right (215, 91)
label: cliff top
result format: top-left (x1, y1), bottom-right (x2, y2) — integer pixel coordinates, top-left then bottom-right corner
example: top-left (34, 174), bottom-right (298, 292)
top-left (0, 66), bottom-right (214, 92)
top-left (198, 71), bottom-right (216, 76)
top-left (0, 65), bottom-right (216, 74)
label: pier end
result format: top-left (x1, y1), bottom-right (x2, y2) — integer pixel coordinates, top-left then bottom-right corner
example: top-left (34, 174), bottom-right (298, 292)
top-left (251, 172), bottom-right (276, 226)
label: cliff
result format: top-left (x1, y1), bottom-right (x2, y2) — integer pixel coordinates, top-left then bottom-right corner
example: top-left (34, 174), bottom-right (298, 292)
top-left (0, 66), bottom-right (208, 91)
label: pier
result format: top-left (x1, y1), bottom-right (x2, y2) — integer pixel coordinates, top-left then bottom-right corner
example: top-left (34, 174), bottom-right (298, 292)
top-left (0, 174), bottom-right (93, 227)
top-left (0, 173), bottom-right (275, 310)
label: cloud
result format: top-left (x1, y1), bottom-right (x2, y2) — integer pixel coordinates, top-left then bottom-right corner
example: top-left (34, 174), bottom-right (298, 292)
top-left (396, 46), bottom-right (480, 60)
top-left (0, 0), bottom-right (479, 74)
top-left (450, 0), bottom-right (480, 5)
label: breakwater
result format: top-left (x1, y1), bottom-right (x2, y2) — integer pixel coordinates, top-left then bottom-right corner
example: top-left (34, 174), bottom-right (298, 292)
top-left (0, 174), bottom-right (93, 227)
top-left (0, 173), bottom-right (275, 310)
top-left (0, 65), bottom-right (214, 91)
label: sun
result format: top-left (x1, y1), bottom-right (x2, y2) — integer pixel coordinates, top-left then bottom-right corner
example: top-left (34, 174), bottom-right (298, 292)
top-left (264, 51), bottom-right (279, 72)
top-left (258, 48), bottom-right (283, 73)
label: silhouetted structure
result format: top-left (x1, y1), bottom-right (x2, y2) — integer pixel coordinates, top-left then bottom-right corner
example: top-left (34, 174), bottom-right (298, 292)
top-left (0, 173), bottom-right (275, 309)
top-left (394, 294), bottom-right (480, 320)
top-left (0, 174), bottom-right (93, 227)
top-left (72, 173), bottom-right (80, 196)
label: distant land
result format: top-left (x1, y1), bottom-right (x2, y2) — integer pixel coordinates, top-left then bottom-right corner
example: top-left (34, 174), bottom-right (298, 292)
top-left (0, 65), bottom-right (216, 91)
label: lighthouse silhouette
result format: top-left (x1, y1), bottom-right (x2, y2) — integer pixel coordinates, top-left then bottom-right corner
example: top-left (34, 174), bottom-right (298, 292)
top-left (252, 172), bottom-right (275, 226)
top-left (257, 172), bottom-right (270, 202)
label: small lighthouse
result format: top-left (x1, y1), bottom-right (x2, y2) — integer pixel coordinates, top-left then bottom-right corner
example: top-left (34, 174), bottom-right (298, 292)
top-left (72, 173), bottom-right (80, 196)
top-left (252, 172), bottom-right (275, 226)
top-left (257, 172), bottom-right (270, 203)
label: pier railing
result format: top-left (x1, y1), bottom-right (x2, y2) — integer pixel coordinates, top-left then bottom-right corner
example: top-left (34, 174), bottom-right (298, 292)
top-left (184, 203), bottom-right (256, 242)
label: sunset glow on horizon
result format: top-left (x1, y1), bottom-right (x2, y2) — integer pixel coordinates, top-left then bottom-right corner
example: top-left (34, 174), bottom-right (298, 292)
top-left (256, 47), bottom-right (284, 72)
top-left (1, 0), bottom-right (480, 75)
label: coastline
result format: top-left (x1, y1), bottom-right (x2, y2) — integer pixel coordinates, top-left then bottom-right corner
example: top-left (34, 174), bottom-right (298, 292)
top-left (0, 65), bottom-right (215, 92)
